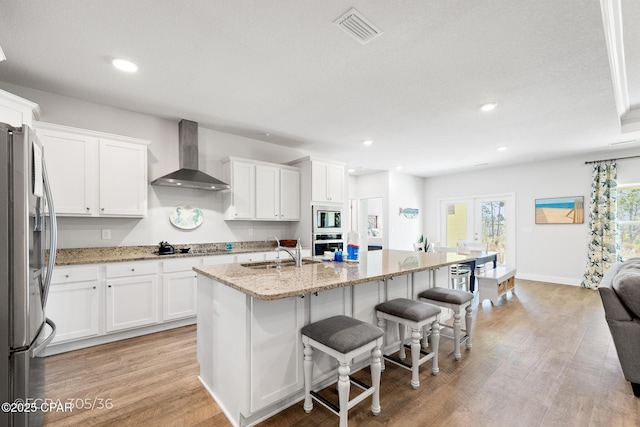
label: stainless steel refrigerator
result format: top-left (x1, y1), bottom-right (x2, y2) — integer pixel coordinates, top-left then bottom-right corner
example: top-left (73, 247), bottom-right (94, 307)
top-left (0, 123), bottom-right (57, 427)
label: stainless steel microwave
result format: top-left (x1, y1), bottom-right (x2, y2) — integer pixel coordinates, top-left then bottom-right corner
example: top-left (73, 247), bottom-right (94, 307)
top-left (313, 205), bottom-right (342, 232)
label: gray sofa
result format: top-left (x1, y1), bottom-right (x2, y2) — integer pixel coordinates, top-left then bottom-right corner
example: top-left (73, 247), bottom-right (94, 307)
top-left (598, 258), bottom-right (640, 397)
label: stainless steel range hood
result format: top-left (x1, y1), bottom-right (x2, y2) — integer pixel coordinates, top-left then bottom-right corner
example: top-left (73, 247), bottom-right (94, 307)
top-left (151, 119), bottom-right (230, 191)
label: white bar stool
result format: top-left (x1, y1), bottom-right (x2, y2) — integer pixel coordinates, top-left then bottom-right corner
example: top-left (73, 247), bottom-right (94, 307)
top-left (375, 298), bottom-right (441, 389)
top-left (418, 287), bottom-right (473, 360)
top-left (301, 315), bottom-right (384, 427)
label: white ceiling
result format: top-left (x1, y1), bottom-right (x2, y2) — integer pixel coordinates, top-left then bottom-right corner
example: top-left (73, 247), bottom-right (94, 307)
top-left (1, 0), bottom-right (639, 177)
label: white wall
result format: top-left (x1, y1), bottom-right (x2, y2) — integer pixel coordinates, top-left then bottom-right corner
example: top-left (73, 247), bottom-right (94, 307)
top-left (424, 150), bottom-right (640, 285)
top-left (0, 82), bottom-right (310, 249)
top-left (388, 171), bottom-right (424, 251)
top-left (351, 171), bottom-right (424, 251)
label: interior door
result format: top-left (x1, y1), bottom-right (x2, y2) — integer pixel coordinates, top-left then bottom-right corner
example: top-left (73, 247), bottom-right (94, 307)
top-left (439, 193), bottom-right (515, 266)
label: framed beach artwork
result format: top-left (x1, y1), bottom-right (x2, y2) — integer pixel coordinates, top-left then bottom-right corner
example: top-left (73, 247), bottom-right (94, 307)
top-left (535, 196), bottom-right (584, 224)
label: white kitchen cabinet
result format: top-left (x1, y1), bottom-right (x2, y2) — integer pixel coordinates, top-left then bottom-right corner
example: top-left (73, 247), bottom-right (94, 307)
top-left (0, 88), bottom-right (40, 127)
top-left (105, 261), bottom-right (159, 332)
top-left (34, 121), bottom-right (150, 217)
top-left (161, 258), bottom-right (200, 321)
top-left (34, 126), bottom-right (97, 215)
top-left (235, 252), bottom-right (266, 263)
top-left (280, 168), bottom-right (301, 220)
top-left (255, 164), bottom-right (279, 220)
top-left (47, 266), bottom-right (100, 343)
top-left (223, 159), bottom-right (255, 219)
top-left (311, 160), bottom-right (344, 203)
top-left (223, 157), bottom-right (300, 221)
top-left (98, 138), bottom-right (148, 216)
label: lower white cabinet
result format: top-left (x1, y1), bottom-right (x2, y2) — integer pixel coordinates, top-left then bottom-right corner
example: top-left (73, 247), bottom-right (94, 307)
top-left (162, 258), bottom-right (200, 321)
top-left (48, 281), bottom-right (100, 343)
top-left (105, 275), bottom-right (159, 332)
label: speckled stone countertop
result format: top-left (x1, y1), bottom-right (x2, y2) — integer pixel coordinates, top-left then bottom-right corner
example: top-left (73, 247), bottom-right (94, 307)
top-left (194, 249), bottom-right (476, 300)
top-left (54, 241), bottom-right (280, 266)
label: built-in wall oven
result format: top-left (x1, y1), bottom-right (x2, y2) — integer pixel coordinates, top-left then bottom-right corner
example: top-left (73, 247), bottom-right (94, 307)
top-left (312, 205), bottom-right (344, 255)
top-left (313, 233), bottom-right (344, 256)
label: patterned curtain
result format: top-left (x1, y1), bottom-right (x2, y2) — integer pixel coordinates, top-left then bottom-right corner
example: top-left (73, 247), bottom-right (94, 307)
top-left (581, 161), bottom-right (621, 289)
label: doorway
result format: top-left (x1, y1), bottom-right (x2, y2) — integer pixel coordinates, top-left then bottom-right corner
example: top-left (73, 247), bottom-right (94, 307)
top-left (438, 193), bottom-right (515, 266)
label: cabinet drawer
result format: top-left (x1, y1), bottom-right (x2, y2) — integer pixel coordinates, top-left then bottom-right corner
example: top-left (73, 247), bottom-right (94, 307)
top-left (163, 258), bottom-right (201, 273)
top-left (51, 266), bottom-right (99, 284)
top-left (106, 261), bottom-right (157, 278)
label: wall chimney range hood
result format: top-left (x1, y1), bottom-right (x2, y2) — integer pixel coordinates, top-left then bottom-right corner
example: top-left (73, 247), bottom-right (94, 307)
top-left (151, 119), bottom-right (230, 191)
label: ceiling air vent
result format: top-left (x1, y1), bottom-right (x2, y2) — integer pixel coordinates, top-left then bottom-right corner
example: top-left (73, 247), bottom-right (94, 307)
top-left (334, 8), bottom-right (382, 45)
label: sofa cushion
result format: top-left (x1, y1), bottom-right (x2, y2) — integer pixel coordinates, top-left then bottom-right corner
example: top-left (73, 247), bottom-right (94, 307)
top-left (612, 257), bottom-right (640, 318)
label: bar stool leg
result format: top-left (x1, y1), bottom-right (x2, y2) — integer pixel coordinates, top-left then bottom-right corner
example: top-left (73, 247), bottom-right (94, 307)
top-left (410, 328), bottom-right (421, 389)
top-left (421, 324), bottom-right (430, 350)
top-left (337, 362), bottom-right (351, 427)
top-left (370, 346), bottom-right (382, 415)
top-left (398, 323), bottom-right (406, 360)
top-left (465, 304), bottom-right (473, 349)
top-left (430, 320), bottom-right (440, 375)
top-left (453, 310), bottom-right (462, 360)
top-left (303, 344), bottom-right (314, 413)
top-left (377, 318), bottom-right (386, 371)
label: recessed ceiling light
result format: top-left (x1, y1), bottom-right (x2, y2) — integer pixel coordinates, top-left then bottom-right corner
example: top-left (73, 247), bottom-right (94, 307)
top-left (176, 182), bottom-right (182, 186)
top-left (112, 58), bottom-right (138, 73)
top-left (395, 165), bottom-right (403, 170)
top-left (348, 168), bottom-right (355, 173)
top-left (363, 140), bottom-right (373, 146)
top-left (497, 146), bottom-right (508, 151)
top-left (480, 102), bottom-right (497, 112)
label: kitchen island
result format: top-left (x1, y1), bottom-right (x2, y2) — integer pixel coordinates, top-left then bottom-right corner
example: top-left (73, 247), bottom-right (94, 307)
top-left (194, 249), bottom-right (475, 427)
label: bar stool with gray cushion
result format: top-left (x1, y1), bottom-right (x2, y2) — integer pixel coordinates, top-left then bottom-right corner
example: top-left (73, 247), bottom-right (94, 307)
top-left (418, 287), bottom-right (473, 360)
top-left (375, 298), bottom-right (441, 389)
top-left (301, 315), bottom-right (384, 427)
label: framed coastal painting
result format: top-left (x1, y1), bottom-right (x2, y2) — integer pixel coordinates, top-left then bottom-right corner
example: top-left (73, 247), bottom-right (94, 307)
top-left (535, 196), bottom-right (584, 224)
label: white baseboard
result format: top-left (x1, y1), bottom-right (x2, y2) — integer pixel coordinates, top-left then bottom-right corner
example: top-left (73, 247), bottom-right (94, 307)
top-left (515, 273), bottom-right (582, 286)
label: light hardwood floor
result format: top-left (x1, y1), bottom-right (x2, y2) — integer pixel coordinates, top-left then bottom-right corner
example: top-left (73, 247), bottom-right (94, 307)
top-left (44, 280), bottom-right (639, 426)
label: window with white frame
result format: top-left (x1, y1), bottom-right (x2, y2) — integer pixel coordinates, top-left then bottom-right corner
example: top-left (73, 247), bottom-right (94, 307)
top-left (618, 184), bottom-right (640, 259)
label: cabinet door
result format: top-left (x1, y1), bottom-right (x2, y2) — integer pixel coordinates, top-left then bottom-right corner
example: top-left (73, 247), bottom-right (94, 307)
top-left (326, 163), bottom-right (344, 203)
top-left (37, 128), bottom-right (98, 215)
top-left (255, 165), bottom-right (280, 220)
top-left (280, 168), bottom-right (300, 220)
top-left (47, 281), bottom-right (100, 343)
top-left (105, 275), bottom-right (159, 332)
top-left (231, 161), bottom-right (255, 219)
top-left (250, 296), bottom-right (305, 412)
top-left (311, 161), bottom-right (343, 203)
top-left (311, 161), bottom-right (329, 202)
top-left (163, 271), bottom-right (197, 321)
top-left (99, 139), bottom-right (147, 217)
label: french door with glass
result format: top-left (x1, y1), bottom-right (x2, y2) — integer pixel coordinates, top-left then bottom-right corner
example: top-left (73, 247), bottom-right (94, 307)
top-left (439, 194), bottom-right (515, 267)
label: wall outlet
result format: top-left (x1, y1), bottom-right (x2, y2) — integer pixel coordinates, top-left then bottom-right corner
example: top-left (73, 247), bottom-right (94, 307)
top-left (101, 229), bottom-right (111, 240)
top-left (248, 228), bottom-right (253, 236)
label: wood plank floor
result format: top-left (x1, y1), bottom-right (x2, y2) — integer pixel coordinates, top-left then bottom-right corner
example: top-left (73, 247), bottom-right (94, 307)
top-left (44, 280), bottom-right (640, 426)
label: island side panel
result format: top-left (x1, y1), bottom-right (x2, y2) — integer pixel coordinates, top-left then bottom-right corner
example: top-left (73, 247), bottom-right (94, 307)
top-left (197, 275), bottom-right (249, 427)
top-left (249, 296), bottom-right (305, 413)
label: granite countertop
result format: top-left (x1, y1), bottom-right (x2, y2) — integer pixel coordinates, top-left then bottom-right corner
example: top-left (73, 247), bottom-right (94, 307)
top-left (194, 249), bottom-right (476, 301)
top-left (54, 242), bottom-right (281, 266)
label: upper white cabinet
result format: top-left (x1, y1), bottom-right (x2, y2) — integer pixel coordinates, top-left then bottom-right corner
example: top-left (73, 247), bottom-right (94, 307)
top-left (223, 157), bottom-right (300, 221)
top-left (224, 159), bottom-right (255, 219)
top-left (34, 121), bottom-right (150, 217)
top-left (0, 88), bottom-right (40, 127)
top-left (311, 160), bottom-right (344, 203)
top-left (280, 168), bottom-right (301, 220)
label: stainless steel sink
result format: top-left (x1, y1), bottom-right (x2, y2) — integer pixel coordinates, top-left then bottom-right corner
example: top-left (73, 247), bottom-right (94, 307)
top-left (241, 259), bottom-right (320, 269)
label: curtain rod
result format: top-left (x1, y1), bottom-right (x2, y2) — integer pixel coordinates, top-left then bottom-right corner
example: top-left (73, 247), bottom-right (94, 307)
top-left (584, 154), bottom-right (640, 165)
